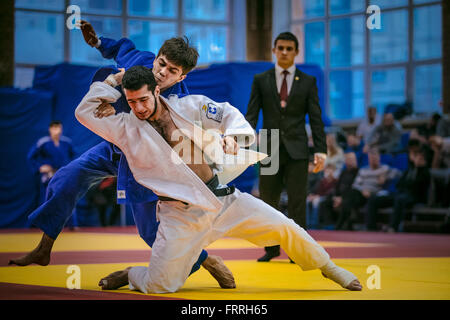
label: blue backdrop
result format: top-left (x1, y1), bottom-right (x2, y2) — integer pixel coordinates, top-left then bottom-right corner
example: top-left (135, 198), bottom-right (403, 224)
top-left (0, 62), bottom-right (327, 228)
top-left (0, 88), bottom-right (54, 227)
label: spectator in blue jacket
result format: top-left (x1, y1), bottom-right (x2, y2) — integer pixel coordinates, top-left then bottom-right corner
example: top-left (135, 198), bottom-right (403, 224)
top-left (28, 121), bottom-right (75, 205)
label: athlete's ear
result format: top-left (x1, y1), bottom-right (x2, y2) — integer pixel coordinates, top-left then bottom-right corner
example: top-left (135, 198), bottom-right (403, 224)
top-left (177, 74), bottom-right (187, 83)
top-left (154, 85), bottom-right (160, 98)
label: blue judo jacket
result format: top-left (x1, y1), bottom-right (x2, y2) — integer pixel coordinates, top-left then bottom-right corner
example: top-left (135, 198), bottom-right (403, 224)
top-left (93, 36), bottom-right (190, 204)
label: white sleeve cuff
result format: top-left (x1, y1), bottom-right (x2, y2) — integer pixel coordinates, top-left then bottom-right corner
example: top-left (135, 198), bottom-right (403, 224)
top-left (104, 74), bottom-right (118, 88)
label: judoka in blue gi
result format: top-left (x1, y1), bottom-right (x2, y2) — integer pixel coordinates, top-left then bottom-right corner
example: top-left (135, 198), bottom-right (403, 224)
top-left (28, 121), bottom-right (75, 205)
top-left (9, 20), bottom-right (235, 289)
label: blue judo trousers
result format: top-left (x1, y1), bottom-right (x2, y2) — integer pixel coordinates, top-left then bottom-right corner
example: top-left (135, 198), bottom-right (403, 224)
top-left (28, 36), bottom-right (208, 274)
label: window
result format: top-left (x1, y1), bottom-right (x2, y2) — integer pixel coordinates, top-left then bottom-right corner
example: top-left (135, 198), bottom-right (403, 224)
top-left (279, 0), bottom-right (442, 120)
top-left (329, 70), bottom-right (365, 120)
top-left (371, 68), bottom-right (406, 114)
top-left (15, 0), bottom-right (64, 11)
top-left (69, 0), bottom-right (123, 15)
top-left (370, 10), bottom-right (408, 65)
top-left (183, 0), bottom-right (228, 21)
top-left (414, 64), bottom-right (442, 114)
top-left (128, 0), bottom-right (177, 18)
top-left (14, 0), bottom-right (241, 87)
top-left (70, 17), bottom-right (123, 66)
top-left (414, 5), bottom-right (442, 60)
top-left (292, 22), bottom-right (325, 68)
top-left (292, 0), bottom-right (325, 19)
top-left (329, 0), bottom-right (365, 15)
top-left (329, 16), bottom-right (365, 67)
top-left (369, 0), bottom-right (408, 9)
top-left (128, 20), bottom-right (177, 55)
top-left (15, 11), bottom-right (64, 64)
top-left (414, 0), bottom-right (437, 4)
top-left (184, 24), bottom-right (227, 65)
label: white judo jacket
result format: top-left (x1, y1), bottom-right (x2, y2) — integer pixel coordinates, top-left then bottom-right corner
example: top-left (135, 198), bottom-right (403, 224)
top-left (75, 81), bottom-right (267, 212)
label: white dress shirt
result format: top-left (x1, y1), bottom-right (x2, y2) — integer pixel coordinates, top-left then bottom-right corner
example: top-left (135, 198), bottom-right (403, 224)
top-left (275, 63), bottom-right (296, 95)
top-left (274, 63), bottom-right (327, 162)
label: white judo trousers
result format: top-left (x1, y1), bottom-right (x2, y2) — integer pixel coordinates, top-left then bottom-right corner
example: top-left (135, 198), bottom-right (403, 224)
top-left (128, 189), bottom-right (331, 294)
top-left (75, 82), bottom-right (335, 294)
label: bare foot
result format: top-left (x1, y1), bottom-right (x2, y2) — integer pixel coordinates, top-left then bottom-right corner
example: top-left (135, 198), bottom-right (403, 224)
top-left (345, 279), bottom-right (363, 291)
top-left (99, 267), bottom-right (132, 290)
top-left (322, 272), bottom-right (362, 291)
top-left (202, 255), bottom-right (236, 289)
top-left (8, 233), bottom-right (54, 266)
top-left (321, 261), bottom-right (363, 291)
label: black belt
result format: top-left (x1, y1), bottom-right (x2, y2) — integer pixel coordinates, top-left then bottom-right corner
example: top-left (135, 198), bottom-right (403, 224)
top-left (159, 175), bottom-right (235, 203)
top-left (205, 174), bottom-right (235, 197)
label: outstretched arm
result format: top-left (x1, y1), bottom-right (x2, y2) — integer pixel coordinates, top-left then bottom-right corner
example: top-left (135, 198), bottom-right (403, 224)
top-left (79, 20), bottom-right (155, 68)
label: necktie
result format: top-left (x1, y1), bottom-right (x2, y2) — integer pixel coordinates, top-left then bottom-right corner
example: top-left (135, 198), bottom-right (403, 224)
top-left (280, 70), bottom-right (289, 108)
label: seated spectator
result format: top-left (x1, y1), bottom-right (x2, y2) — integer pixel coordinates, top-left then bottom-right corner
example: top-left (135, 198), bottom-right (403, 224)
top-left (365, 113), bottom-right (403, 154)
top-left (356, 106), bottom-right (381, 145)
top-left (410, 113), bottom-right (442, 144)
top-left (366, 145), bottom-right (431, 232)
top-left (408, 138), bottom-right (433, 169)
top-left (325, 133), bottom-right (345, 178)
top-left (306, 164), bottom-right (337, 229)
top-left (336, 148), bottom-right (400, 230)
top-left (430, 135), bottom-right (450, 169)
top-left (345, 133), bottom-right (365, 167)
top-left (318, 152), bottom-right (360, 229)
top-left (436, 100), bottom-right (450, 137)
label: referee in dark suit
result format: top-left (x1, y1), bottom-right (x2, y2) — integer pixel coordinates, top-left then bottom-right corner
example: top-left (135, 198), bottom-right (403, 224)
top-left (246, 32), bottom-right (328, 262)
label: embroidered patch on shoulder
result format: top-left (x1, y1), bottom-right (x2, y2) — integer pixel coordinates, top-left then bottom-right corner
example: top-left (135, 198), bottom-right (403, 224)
top-left (205, 103), bottom-right (223, 123)
top-left (117, 190), bottom-right (126, 199)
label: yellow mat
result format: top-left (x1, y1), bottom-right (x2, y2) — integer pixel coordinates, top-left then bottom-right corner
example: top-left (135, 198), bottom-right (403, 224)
top-left (1, 257), bottom-right (449, 299)
top-left (0, 232), bottom-right (388, 253)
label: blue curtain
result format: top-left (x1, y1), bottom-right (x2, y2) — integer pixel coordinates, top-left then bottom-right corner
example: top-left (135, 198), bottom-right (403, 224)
top-left (33, 63), bottom-right (104, 156)
top-left (0, 88), bottom-right (54, 227)
top-left (1, 62), bottom-right (327, 228)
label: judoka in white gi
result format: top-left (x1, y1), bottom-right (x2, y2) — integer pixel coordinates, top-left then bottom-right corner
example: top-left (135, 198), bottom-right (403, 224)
top-left (75, 66), bottom-right (363, 293)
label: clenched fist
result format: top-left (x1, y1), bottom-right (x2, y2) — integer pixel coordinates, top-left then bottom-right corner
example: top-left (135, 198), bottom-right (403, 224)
top-left (79, 20), bottom-right (99, 47)
top-left (94, 100), bottom-right (115, 118)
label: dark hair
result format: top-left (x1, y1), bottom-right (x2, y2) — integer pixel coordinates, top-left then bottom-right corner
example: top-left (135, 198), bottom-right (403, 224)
top-left (157, 36), bottom-right (199, 74)
top-left (274, 32), bottom-right (299, 51)
top-left (49, 120), bottom-right (62, 127)
top-left (122, 66), bottom-right (158, 92)
top-left (408, 138), bottom-right (421, 148)
top-left (431, 113), bottom-right (441, 123)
